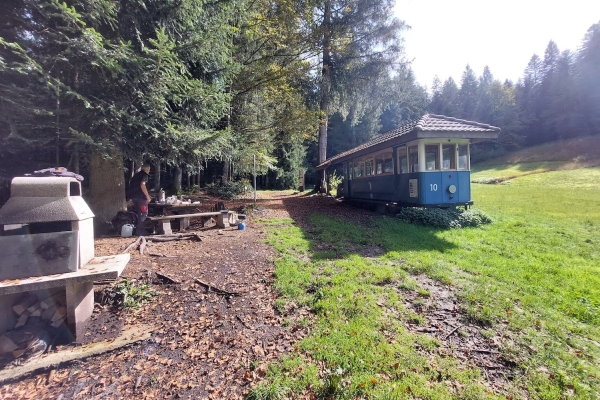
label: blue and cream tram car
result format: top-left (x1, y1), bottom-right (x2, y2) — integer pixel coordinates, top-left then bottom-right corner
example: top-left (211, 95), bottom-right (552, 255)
top-left (317, 114), bottom-right (500, 208)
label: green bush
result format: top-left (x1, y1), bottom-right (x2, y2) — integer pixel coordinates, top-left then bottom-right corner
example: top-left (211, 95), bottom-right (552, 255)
top-left (204, 181), bottom-right (247, 200)
top-left (396, 207), bottom-right (492, 229)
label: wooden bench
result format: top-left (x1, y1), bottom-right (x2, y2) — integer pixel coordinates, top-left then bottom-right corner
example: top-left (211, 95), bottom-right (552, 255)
top-left (149, 211), bottom-right (233, 235)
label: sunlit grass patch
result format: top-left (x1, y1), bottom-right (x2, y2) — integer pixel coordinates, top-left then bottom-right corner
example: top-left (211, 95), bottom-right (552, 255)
top-left (471, 161), bottom-right (564, 183)
top-left (251, 167), bottom-right (600, 399)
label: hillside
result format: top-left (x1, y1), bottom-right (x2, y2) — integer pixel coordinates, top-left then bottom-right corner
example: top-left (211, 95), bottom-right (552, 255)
top-left (476, 135), bottom-right (600, 168)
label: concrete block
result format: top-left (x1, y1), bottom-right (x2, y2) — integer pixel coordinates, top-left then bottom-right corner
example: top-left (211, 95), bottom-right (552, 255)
top-left (216, 213), bottom-right (230, 228)
top-left (0, 231), bottom-right (78, 280)
top-left (65, 281), bottom-right (94, 338)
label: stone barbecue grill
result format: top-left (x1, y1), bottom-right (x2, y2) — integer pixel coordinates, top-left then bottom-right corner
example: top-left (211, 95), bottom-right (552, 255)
top-left (0, 177), bottom-right (129, 338)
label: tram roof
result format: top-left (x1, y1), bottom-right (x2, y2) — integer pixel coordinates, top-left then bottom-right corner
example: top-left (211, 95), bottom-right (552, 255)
top-left (316, 114), bottom-right (500, 170)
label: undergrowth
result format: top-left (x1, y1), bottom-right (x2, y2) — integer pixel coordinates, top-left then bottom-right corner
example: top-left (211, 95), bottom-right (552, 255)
top-left (396, 207), bottom-right (493, 229)
top-left (204, 180), bottom-right (249, 200)
top-left (105, 278), bottom-right (158, 309)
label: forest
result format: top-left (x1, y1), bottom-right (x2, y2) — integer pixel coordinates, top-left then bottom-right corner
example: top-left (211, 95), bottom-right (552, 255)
top-left (1, 0), bottom-right (599, 227)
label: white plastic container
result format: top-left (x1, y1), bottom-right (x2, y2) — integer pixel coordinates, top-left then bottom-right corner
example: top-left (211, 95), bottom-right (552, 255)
top-left (121, 224), bottom-right (134, 237)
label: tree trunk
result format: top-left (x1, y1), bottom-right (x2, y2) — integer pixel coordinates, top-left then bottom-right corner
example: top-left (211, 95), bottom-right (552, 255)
top-left (198, 164), bottom-right (203, 187)
top-left (186, 168), bottom-right (191, 189)
top-left (222, 160), bottom-right (230, 183)
top-left (88, 151), bottom-right (126, 231)
top-left (318, 0), bottom-right (332, 193)
top-left (154, 160), bottom-right (161, 191)
top-left (173, 166), bottom-right (182, 192)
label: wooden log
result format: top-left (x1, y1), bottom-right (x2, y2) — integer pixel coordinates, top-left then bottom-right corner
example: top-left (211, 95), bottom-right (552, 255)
top-left (30, 308), bottom-right (42, 317)
top-left (50, 317), bottom-right (66, 328)
top-left (12, 294), bottom-right (38, 315)
top-left (15, 311), bottom-right (30, 328)
top-left (51, 307), bottom-right (67, 323)
top-left (40, 292), bottom-right (66, 309)
top-left (0, 336), bottom-right (18, 355)
top-left (41, 305), bottom-right (57, 320)
top-left (27, 301), bottom-right (41, 314)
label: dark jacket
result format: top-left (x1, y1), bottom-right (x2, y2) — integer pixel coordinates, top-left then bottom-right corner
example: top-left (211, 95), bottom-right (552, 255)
top-left (127, 170), bottom-right (149, 200)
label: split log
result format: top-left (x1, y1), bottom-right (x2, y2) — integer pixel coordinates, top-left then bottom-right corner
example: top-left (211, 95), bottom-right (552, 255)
top-left (26, 302), bottom-right (41, 314)
top-left (12, 294), bottom-right (38, 316)
top-left (50, 317), bottom-right (66, 328)
top-left (41, 306), bottom-right (57, 320)
top-left (51, 307), bottom-right (66, 323)
top-left (15, 312), bottom-right (30, 328)
top-left (194, 278), bottom-right (241, 296)
top-left (30, 308), bottom-right (42, 317)
top-left (40, 292), bottom-right (66, 309)
top-left (0, 336), bottom-right (18, 354)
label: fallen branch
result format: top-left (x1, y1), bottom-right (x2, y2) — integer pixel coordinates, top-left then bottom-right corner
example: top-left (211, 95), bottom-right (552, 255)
top-left (155, 271), bottom-right (180, 284)
top-left (147, 233), bottom-right (203, 242)
top-left (194, 278), bottom-right (241, 296)
top-left (139, 236), bottom-right (147, 256)
top-left (236, 315), bottom-right (251, 329)
top-left (147, 252), bottom-right (177, 258)
top-left (444, 325), bottom-right (460, 340)
top-left (123, 237), bottom-right (143, 253)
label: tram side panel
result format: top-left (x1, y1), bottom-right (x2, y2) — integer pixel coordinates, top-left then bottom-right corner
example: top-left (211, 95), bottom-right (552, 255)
top-left (456, 171), bottom-right (471, 203)
top-left (349, 175), bottom-right (395, 201)
top-left (395, 171), bottom-right (471, 206)
top-left (395, 172), bottom-right (421, 204)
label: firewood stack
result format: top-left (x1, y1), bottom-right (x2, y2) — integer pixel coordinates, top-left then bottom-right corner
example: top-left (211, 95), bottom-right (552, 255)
top-left (11, 292), bottom-right (67, 330)
top-left (0, 293), bottom-right (66, 361)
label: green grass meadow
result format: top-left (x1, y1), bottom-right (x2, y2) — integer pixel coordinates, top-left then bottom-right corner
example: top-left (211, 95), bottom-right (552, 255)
top-left (248, 165), bottom-right (600, 399)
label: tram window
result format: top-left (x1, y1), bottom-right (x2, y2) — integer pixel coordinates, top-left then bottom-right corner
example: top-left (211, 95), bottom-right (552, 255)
top-left (408, 146), bottom-right (418, 172)
top-left (375, 158), bottom-right (383, 174)
top-left (442, 144), bottom-right (456, 170)
top-left (458, 145), bottom-right (469, 170)
top-left (384, 156), bottom-right (393, 173)
top-left (399, 154), bottom-right (408, 173)
top-left (425, 145), bottom-right (439, 170)
top-left (354, 161), bottom-right (364, 178)
top-left (365, 158), bottom-right (374, 176)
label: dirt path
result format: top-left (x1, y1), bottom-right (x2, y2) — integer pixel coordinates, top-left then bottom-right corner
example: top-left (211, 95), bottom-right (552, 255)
top-left (0, 192), bottom-right (309, 399)
top-left (0, 192), bottom-right (514, 398)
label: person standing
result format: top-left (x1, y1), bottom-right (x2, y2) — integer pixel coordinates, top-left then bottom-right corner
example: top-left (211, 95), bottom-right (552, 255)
top-left (128, 164), bottom-right (151, 235)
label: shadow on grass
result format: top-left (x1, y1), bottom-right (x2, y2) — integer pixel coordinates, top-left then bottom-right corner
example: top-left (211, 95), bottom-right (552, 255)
top-left (278, 195), bottom-right (456, 261)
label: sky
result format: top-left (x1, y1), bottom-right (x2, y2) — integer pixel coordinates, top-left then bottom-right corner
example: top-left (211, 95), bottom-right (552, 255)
top-left (393, 0), bottom-right (600, 88)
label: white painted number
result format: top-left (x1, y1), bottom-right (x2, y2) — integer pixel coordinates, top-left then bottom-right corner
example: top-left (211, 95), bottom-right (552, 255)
top-left (430, 184), bottom-right (438, 191)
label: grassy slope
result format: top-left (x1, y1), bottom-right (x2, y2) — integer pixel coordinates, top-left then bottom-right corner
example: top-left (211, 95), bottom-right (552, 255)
top-left (250, 150), bottom-right (600, 399)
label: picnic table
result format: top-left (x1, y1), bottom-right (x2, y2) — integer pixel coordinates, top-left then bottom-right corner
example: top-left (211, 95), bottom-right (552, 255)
top-left (148, 211), bottom-right (234, 234)
top-left (147, 202), bottom-right (202, 217)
